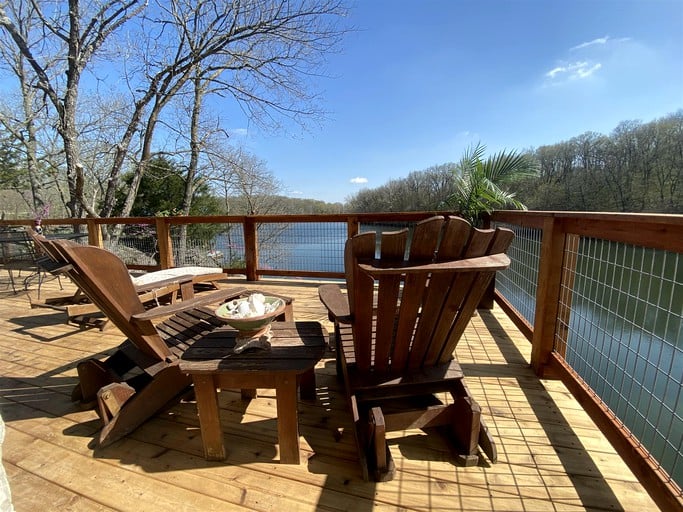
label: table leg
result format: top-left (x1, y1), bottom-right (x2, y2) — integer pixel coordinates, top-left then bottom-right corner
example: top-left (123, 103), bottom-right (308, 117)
top-left (241, 388), bottom-right (257, 399)
top-left (192, 374), bottom-right (225, 461)
top-left (276, 374), bottom-right (300, 464)
top-left (299, 368), bottom-right (317, 401)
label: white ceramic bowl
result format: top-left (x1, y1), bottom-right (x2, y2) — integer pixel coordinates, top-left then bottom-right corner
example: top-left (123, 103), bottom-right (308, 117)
top-left (215, 295), bottom-right (286, 336)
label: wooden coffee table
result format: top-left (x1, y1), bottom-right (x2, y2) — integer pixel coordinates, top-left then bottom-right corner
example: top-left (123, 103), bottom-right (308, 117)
top-left (179, 321), bottom-right (327, 463)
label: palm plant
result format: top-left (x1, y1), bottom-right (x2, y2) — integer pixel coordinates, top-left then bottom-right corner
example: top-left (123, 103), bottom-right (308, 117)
top-left (442, 143), bottom-right (539, 226)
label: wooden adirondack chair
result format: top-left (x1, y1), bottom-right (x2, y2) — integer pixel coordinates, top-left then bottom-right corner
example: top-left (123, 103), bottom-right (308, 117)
top-left (31, 232), bottom-right (222, 329)
top-left (319, 215), bottom-right (514, 481)
top-left (49, 239), bottom-right (251, 447)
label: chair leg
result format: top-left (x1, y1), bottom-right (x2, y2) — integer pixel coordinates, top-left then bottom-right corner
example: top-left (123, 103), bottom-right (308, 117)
top-left (74, 348), bottom-right (140, 403)
top-left (74, 359), bottom-right (121, 406)
top-left (368, 406), bottom-right (395, 482)
top-left (97, 382), bottom-right (136, 424)
top-left (98, 365), bottom-right (191, 447)
top-left (448, 379), bottom-right (484, 466)
top-left (449, 396), bottom-right (481, 466)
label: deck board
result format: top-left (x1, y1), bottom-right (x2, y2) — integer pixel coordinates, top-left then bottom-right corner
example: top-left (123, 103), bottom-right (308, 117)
top-left (0, 276), bottom-right (660, 511)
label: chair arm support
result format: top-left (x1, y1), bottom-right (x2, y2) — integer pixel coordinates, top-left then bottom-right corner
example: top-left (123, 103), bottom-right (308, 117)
top-left (133, 274), bottom-right (195, 294)
top-left (131, 287), bottom-right (248, 323)
top-left (318, 284), bottom-right (352, 324)
top-left (358, 253), bottom-right (510, 277)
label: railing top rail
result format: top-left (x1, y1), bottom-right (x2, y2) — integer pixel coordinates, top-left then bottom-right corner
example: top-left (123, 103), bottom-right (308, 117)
top-left (493, 210), bottom-right (683, 226)
top-left (492, 211), bottom-right (683, 254)
top-left (0, 211), bottom-right (452, 228)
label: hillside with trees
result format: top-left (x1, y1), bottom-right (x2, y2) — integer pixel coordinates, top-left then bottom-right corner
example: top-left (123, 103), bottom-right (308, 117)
top-left (515, 111), bottom-right (682, 213)
top-left (345, 111), bottom-right (682, 215)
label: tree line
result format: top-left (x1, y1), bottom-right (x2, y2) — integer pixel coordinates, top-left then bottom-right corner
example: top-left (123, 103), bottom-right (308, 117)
top-left (345, 111), bottom-right (682, 215)
top-left (515, 111), bottom-right (682, 213)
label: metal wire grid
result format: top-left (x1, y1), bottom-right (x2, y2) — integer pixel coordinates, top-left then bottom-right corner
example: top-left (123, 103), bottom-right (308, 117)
top-left (170, 223), bottom-right (245, 269)
top-left (494, 223), bottom-right (542, 325)
top-left (561, 237), bottom-right (683, 488)
top-left (105, 225), bottom-right (159, 266)
top-left (257, 222), bottom-right (347, 273)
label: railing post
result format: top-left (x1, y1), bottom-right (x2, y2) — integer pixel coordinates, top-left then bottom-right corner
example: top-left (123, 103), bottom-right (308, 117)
top-left (530, 216), bottom-right (567, 377)
top-left (347, 216), bottom-right (359, 238)
top-left (244, 216), bottom-right (259, 281)
top-left (155, 217), bottom-right (174, 269)
top-left (554, 234), bottom-right (580, 358)
top-left (86, 219), bottom-right (103, 247)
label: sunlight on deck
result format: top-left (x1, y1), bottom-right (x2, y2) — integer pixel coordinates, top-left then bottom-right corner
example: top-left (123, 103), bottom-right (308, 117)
top-left (0, 276), bottom-right (658, 511)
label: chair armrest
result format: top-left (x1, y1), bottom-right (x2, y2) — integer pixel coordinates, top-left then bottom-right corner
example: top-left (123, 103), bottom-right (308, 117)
top-left (131, 286), bottom-right (248, 323)
top-left (318, 284), bottom-right (352, 324)
top-left (358, 253), bottom-right (510, 277)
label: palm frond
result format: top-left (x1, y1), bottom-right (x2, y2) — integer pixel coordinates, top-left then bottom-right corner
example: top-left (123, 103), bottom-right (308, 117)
top-left (444, 143), bottom-right (536, 224)
top-left (483, 150), bottom-right (539, 183)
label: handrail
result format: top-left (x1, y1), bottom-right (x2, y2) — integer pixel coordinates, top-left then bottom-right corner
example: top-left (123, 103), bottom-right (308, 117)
top-left (1, 212), bottom-right (450, 280)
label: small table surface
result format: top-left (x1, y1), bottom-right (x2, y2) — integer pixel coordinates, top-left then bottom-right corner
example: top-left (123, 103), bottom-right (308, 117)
top-left (180, 321), bottom-right (326, 372)
top-left (179, 321), bottom-right (327, 463)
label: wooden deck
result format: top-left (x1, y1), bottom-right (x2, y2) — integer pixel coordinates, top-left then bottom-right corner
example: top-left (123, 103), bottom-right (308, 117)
top-left (0, 275), bottom-right (659, 511)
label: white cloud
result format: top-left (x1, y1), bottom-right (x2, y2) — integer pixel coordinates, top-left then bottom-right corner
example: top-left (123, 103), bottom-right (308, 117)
top-left (570, 36), bottom-right (631, 51)
top-left (571, 36), bottom-right (610, 51)
top-left (545, 61), bottom-right (602, 81)
top-left (350, 177), bottom-right (368, 184)
top-left (543, 35), bottom-right (631, 86)
top-left (228, 128), bottom-right (248, 137)
top-left (576, 63), bottom-right (602, 78)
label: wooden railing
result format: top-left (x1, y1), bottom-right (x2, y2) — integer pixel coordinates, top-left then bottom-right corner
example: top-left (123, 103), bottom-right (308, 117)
top-left (490, 210), bottom-right (683, 512)
top-left (2, 212), bottom-right (449, 280)
top-left (2, 210), bottom-right (682, 509)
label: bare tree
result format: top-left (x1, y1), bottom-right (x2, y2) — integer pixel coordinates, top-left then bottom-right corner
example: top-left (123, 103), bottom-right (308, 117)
top-left (110, 0), bottom-right (347, 220)
top-left (0, 0), bottom-right (56, 214)
top-left (206, 146), bottom-right (283, 214)
top-left (0, 0), bottom-right (147, 217)
top-left (0, 0), bottom-right (348, 220)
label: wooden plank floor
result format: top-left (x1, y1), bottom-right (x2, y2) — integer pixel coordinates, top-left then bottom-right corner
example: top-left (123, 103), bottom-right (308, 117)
top-left (0, 275), bottom-right (659, 511)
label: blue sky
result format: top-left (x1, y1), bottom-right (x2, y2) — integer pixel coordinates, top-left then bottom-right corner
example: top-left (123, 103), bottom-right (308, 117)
top-left (230, 0), bottom-right (683, 204)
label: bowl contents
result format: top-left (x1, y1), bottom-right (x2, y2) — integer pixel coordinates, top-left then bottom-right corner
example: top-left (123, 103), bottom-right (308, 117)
top-left (224, 293), bottom-right (282, 319)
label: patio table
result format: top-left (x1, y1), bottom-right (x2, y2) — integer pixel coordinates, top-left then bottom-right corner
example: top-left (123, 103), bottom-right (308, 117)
top-left (179, 321), bottom-right (327, 463)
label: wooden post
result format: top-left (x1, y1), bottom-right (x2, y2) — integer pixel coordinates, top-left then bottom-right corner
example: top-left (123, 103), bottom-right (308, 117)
top-left (86, 219), bottom-right (103, 248)
top-left (244, 216), bottom-right (258, 281)
top-left (347, 217), bottom-right (359, 238)
top-left (155, 217), bottom-right (174, 269)
top-left (530, 216), bottom-right (567, 378)
top-left (554, 233), bottom-right (579, 358)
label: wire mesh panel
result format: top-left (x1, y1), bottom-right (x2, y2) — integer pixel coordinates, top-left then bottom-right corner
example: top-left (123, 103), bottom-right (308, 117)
top-left (105, 224), bottom-right (159, 266)
top-left (170, 223), bottom-right (245, 269)
top-left (495, 223), bottom-right (542, 325)
top-left (257, 222), bottom-right (347, 273)
top-left (560, 237), bottom-right (683, 488)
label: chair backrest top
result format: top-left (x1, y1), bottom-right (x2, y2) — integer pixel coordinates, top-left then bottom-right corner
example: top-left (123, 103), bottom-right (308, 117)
top-left (345, 215), bottom-right (514, 374)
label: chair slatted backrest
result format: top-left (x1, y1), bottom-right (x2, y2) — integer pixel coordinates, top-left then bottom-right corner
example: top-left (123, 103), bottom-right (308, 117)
top-left (50, 240), bottom-right (174, 361)
top-left (346, 216), bottom-right (514, 375)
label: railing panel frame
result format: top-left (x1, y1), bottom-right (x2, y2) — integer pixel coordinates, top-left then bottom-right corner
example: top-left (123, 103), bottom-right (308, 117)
top-left (492, 210), bottom-right (683, 511)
